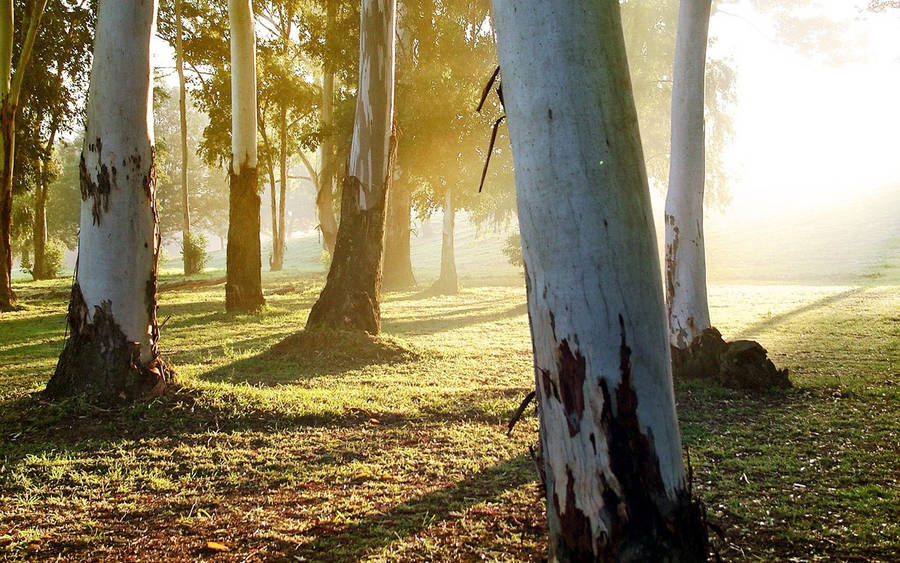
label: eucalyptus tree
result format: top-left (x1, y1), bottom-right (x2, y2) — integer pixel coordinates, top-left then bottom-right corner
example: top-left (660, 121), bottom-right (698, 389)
top-left (665, 0), bottom-right (713, 350)
top-left (46, 0), bottom-right (168, 400)
top-left (391, 0), bottom-right (499, 294)
top-left (225, 0), bottom-right (265, 312)
top-left (15, 0), bottom-right (93, 280)
top-left (0, 0), bottom-right (47, 309)
top-left (306, 0), bottom-right (396, 333)
top-left (491, 0), bottom-right (707, 559)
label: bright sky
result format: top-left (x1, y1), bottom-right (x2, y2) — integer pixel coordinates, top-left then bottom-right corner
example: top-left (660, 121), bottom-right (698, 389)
top-left (707, 0), bottom-right (900, 223)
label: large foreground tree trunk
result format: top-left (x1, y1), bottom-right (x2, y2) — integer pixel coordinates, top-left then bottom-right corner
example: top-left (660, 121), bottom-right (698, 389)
top-left (46, 0), bottom-right (167, 401)
top-left (492, 1), bottom-right (707, 560)
top-left (665, 0), bottom-right (712, 350)
top-left (0, 0), bottom-right (47, 310)
top-left (225, 0), bottom-right (264, 312)
top-left (382, 175), bottom-right (415, 290)
top-left (316, 0), bottom-right (339, 256)
top-left (306, 0), bottom-right (397, 334)
top-left (430, 189), bottom-right (457, 294)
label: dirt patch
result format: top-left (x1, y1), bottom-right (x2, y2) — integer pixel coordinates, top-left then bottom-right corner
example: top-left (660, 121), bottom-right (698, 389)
top-left (268, 329), bottom-right (421, 370)
top-left (672, 327), bottom-right (790, 390)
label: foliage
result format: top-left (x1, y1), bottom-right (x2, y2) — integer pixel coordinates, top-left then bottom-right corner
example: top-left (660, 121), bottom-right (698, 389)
top-left (181, 231), bottom-right (209, 274)
top-left (19, 238), bottom-right (65, 279)
top-left (501, 232), bottom-right (523, 268)
top-left (153, 84), bottom-right (230, 243)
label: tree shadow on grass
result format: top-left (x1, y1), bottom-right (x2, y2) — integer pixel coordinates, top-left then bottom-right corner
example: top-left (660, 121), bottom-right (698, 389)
top-left (734, 287), bottom-right (863, 339)
top-left (383, 303), bottom-right (528, 336)
top-left (196, 329), bottom-right (423, 385)
top-left (290, 454), bottom-right (536, 561)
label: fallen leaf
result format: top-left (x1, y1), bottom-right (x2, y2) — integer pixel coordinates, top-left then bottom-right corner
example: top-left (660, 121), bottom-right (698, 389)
top-left (205, 541), bottom-right (230, 552)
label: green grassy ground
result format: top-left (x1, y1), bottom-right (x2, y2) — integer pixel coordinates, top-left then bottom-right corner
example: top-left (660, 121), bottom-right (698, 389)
top-left (1, 243), bottom-right (898, 560)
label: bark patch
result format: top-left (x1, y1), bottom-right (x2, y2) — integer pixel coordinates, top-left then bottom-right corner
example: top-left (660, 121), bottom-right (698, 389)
top-left (45, 283), bottom-right (168, 403)
top-left (553, 468), bottom-right (595, 560)
top-left (225, 163), bottom-right (265, 313)
top-left (556, 339), bottom-right (586, 437)
top-left (589, 315), bottom-right (707, 561)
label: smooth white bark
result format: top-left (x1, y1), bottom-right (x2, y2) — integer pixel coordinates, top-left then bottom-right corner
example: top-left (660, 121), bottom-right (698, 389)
top-left (77, 0), bottom-right (158, 361)
top-left (349, 0), bottom-right (396, 210)
top-left (492, 0), bottom-right (692, 557)
top-left (229, 0), bottom-right (257, 172)
top-left (665, 0), bottom-right (713, 349)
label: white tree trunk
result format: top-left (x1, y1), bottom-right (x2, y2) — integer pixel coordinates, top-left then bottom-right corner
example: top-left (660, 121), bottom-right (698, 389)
top-left (349, 0), bottom-right (396, 211)
top-left (225, 0), bottom-right (264, 312)
top-left (47, 0), bottom-right (167, 401)
top-left (665, 0), bottom-right (713, 350)
top-left (229, 0), bottom-right (257, 172)
top-left (492, 1), bottom-right (706, 559)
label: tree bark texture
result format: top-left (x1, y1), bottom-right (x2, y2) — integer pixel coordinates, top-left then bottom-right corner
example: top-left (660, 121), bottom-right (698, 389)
top-left (382, 176), bottom-right (415, 290)
top-left (226, 165), bottom-right (264, 311)
top-left (665, 0), bottom-right (713, 350)
top-left (316, 0), bottom-right (339, 256)
top-left (430, 189), bottom-right (457, 294)
top-left (225, 0), bottom-right (264, 312)
top-left (306, 0), bottom-right (397, 334)
top-left (46, 0), bottom-right (168, 401)
top-left (492, 1), bottom-right (707, 560)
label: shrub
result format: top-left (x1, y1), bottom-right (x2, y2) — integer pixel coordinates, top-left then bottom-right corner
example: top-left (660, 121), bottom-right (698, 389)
top-left (181, 231), bottom-right (208, 275)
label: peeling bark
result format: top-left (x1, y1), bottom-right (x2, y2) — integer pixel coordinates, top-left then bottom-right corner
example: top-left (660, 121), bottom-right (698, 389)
top-left (492, 1), bottom-right (708, 559)
top-left (306, 0), bottom-right (397, 334)
top-left (665, 0), bottom-right (713, 350)
top-left (225, 0), bottom-right (264, 312)
top-left (47, 0), bottom-right (167, 401)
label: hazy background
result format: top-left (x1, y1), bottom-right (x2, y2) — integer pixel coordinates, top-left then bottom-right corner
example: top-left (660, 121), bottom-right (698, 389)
top-left (131, 0), bottom-right (900, 287)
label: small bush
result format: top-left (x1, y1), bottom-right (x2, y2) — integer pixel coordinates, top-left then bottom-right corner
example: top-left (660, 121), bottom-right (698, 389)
top-left (21, 238), bottom-right (66, 280)
top-left (181, 231), bottom-right (208, 275)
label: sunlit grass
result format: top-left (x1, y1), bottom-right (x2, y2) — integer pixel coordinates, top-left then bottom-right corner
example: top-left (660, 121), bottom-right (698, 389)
top-left (1, 254), bottom-right (898, 559)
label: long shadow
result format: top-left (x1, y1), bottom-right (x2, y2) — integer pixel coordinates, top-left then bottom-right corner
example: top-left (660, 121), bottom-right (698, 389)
top-left (291, 454), bottom-right (536, 561)
top-left (734, 287), bottom-right (863, 339)
top-left (383, 303), bottom-right (527, 336)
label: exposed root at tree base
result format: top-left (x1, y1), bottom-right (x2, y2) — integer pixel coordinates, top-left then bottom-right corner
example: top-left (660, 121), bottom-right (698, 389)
top-left (672, 327), bottom-right (791, 390)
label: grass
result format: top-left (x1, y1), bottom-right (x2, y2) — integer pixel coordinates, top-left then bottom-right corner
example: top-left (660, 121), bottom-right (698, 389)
top-left (1, 237), bottom-right (899, 560)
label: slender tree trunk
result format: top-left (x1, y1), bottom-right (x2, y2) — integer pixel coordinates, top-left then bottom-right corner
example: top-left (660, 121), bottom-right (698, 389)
top-left (665, 0), bottom-right (712, 350)
top-left (316, 0), bottom-right (339, 255)
top-left (306, 0), bottom-right (397, 334)
top-left (225, 0), bottom-right (264, 312)
top-left (430, 189), bottom-right (457, 294)
top-left (272, 105), bottom-right (287, 271)
top-left (32, 127), bottom-right (56, 280)
top-left (492, 1), bottom-right (707, 560)
top-left (175, 0), bottom-right (196, 275)
top-left (46, 0), bottom-right (168, 402)
top-left (0, 0), bottom-right (47, 310)
top-left (382, 174), bottom-right (415, 290)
